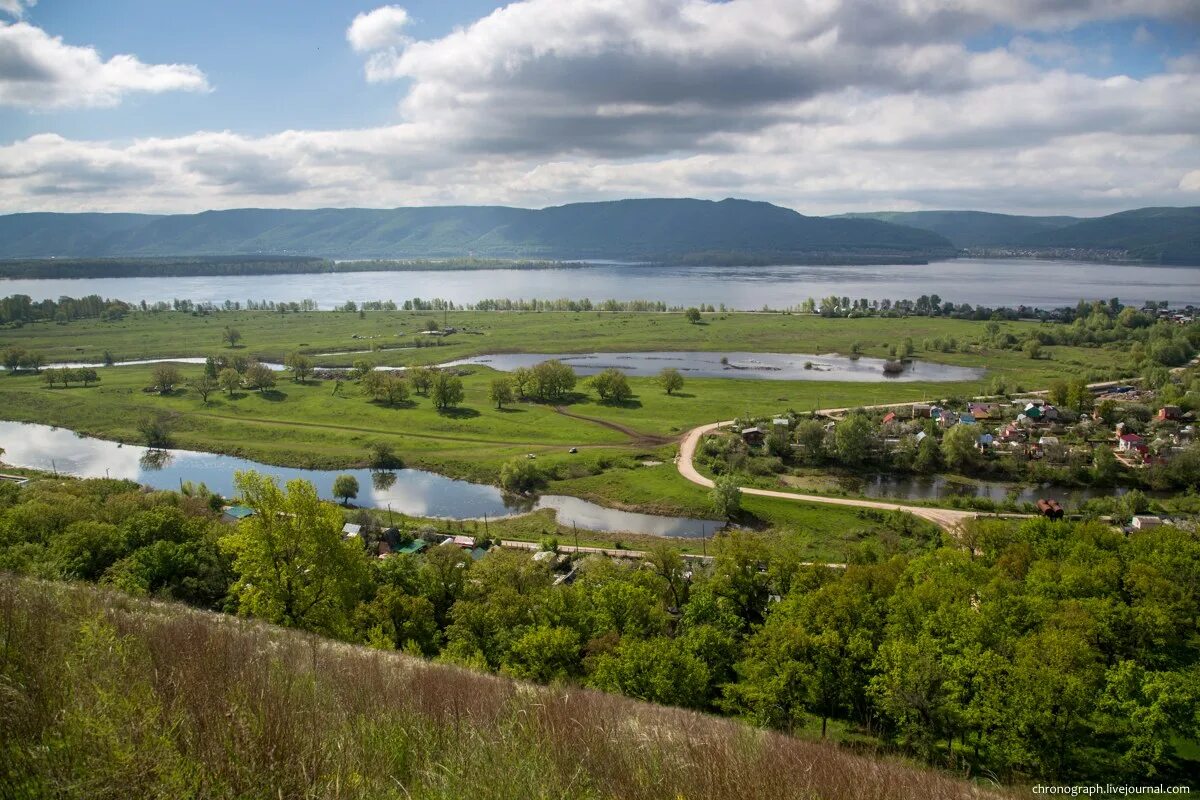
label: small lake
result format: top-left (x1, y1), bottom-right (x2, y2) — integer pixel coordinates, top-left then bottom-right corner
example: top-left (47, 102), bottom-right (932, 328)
top-left (444, 351), bottom-right (982, 382)
top-left (0, 421), bottom-right (718, 537)
top-left (2, 259), bottom-right (1197, 309)
top-left (846, 474), bottom-right (1144, 508)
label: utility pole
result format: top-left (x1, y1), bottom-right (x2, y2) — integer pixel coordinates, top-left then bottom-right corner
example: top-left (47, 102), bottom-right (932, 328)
top-left (573, 521), bottom-right (579, 553)
top-left (388, 503), bottom-right (393, 526)
top-left (483, 513), bottom-right (489, 539)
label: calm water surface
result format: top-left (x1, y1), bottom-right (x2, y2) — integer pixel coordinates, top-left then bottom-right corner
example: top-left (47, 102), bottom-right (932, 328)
top-left (445, 351), bottom-right (982, 382)
top-left (0, 421), bottom-right (718, 537)
top-left (3, 259), bottom-right (1197, 308)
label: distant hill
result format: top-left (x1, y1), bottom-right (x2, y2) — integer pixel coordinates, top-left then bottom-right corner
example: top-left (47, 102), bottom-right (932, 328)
top-left (836, 210), bottom-right (1078, 248)
top-left (1022, 206), bottom-right (1200, 265)
top-left (841, 206), bottom-right (1200, 264)
top-left (0, 198), bottom-right (954, 264)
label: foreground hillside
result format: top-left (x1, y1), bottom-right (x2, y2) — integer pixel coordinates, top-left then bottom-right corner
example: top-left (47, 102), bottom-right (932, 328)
top-left (0, 578), bottom-right (999, 800)
top-left (0, 198), bottom-right (952, 262)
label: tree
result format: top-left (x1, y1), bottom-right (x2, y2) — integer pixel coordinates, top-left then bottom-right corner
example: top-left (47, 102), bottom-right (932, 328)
top-left (78, 368), bottom-right (98, 387)
top-left (362, 371), bottom-right (409, 406)
top-left (333, 474), bottom-right (359, 506)
top-left (222, 326), bottom-right (242, 348)
top-left (710, 474), bottom-right (741, 519)
top-left (834, 414), bottom-right (874, 467)
top-left (218, 367), bottom-right (242, 395)
top-left (1092, 445), bottom-right (1120, 485)
top-left (794, 419), bottom-right (826, 464)
top-left (489, 376), bottom-right (514, 409)
top-left (351, 359), bottom-right (374, 381)
top-left (502, 625), bottom-right (581, 683)
top-left (530, 360), bottom-right (576, 402)
top-left (591, 368), bottom-right (632, 403)
top-left (187, 374), bottom-right (218, 403)
top-left (220, 471), bottom-right (368, 636)
top-left (941, 423), bottom-right (979, 472)
top-left (499, 458), bottom-right (542, 493)
top-left (409, 366), bottom-right (435, 395)
top-left (657, 367), bottom-right (684, 395)
top-left (137, 412), bottom-right (176, 448)
top-left (1023, 339), bottom-right (1043, 360)
top-left (431, 371), bottom-right (464, 410)
top-left (510, 366), bottom-right (533, 399)
top-left (588, 637), bottom-right (710, 709)
top-left (284, 351), bottom-right (314, 383)
top-left (685, 307), bottom-right (702, 324)
top-left (914, 434), bottom-right (943, 474)
top-left (150, 363), bottom-right (183, 394)
top-left (243, 362), bottom-right (276, 393)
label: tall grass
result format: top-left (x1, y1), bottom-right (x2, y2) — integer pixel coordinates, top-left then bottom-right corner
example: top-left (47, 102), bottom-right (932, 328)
top-left (0, 577), bottom-right (1006, 800)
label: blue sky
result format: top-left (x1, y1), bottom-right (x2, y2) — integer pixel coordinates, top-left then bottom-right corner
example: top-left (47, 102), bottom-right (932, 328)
top-left (0, 0), bottom-right (1197, 215)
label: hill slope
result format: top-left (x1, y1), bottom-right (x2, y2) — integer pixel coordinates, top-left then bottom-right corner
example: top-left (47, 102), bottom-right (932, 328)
top-left (0, 198), bottom-right (954, 263)
top-left (842, 206), bottom-right (1200, 264)
top-left (0, 578), bottom-right (996, 800)
top-left (838, 210), bottom-right (1078, 248)
top-left (1022, 206), bottom-right (1200, 264)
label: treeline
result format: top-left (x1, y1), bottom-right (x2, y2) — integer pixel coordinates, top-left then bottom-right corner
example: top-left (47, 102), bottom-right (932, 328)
top-left (0, 293), bottom-right (132, 325)
top-left (0, 472), bottom-right (1197, 784)
top-left (796, 294), bottom-right (1186, 323)
top-left (337, 258), bottom-right (587, 272)
top-left (0, 256), bottom-right (332, 279)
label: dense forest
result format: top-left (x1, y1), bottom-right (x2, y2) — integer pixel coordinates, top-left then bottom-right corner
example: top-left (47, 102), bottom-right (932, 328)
top-left (0, 470), bottom-right (1196, 784)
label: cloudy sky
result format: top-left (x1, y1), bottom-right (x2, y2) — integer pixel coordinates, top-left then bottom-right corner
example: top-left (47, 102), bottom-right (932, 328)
top-left (0, 0), bottom-right (1197, 216)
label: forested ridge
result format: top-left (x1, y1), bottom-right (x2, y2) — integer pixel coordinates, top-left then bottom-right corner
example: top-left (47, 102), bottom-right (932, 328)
top-left (0, 470), bottom-right (1196, 785)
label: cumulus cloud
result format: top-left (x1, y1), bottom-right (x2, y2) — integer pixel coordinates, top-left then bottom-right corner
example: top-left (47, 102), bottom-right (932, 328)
top-left (0, 21), bottom-right (209, 109)
top-left (1, 0), bottom-right (1198, 214)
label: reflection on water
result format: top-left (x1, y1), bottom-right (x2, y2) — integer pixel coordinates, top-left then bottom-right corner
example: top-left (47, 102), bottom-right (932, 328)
top-left (444, 351), bottom-right (983, 382)
top-left (847, 474), bottom-right (1144, 508)
top-left (0, 420), bottom-right (717, 537)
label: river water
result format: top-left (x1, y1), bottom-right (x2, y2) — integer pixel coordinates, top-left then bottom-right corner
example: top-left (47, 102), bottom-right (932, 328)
top-left (3, 259), bottom-right (1198, 309)
top-left (0, 421), bottom-right (719, 537)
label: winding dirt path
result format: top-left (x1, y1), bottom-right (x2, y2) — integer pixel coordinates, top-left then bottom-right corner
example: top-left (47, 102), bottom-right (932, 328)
top-left (552, 405), bottom-right (672, 446)
top-left (677, 421), bottom-right (979, 531)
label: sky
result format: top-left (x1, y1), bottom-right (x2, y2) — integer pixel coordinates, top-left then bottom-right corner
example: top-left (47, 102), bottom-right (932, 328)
top-left (0, 0), bottom-right (1197, 216)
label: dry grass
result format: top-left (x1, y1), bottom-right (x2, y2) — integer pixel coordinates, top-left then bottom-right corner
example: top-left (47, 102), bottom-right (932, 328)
top-left (0, 576), bottom-right (1011, 800)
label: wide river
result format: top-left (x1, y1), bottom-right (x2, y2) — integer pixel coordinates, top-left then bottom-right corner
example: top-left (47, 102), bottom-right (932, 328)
top-left (3, 258), bottom-right (1199, 309)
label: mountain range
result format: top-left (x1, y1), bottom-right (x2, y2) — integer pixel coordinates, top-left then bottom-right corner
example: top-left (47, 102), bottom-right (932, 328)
top-left (840, 206), bottom-right (1200, 264)
top-left (0, 199), bottom-right (1196, 265)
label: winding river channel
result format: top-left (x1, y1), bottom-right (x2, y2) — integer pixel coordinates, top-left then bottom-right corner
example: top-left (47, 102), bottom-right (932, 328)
top-left (0, 420), bottom-right (720, 537)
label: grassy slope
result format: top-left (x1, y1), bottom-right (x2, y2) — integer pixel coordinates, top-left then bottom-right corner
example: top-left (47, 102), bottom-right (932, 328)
top-left (0, 578), bottom-right (1004, 800)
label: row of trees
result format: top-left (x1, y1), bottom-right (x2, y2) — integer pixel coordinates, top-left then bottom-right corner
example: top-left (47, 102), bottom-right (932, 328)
top-left (2, 473), bottom-right (1196, 783)
top-left (0, 293), bottom-right (131, 326)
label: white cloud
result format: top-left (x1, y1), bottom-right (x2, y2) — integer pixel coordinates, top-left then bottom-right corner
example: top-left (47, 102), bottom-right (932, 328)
top-left (347, 5), bottom-right (411, 52)
top-left (0, 0), bottom-right (35, 19)
top-left (1, 0), bottom-right (1199, 214)
top-left (0, 21), bottom-right (209, 109)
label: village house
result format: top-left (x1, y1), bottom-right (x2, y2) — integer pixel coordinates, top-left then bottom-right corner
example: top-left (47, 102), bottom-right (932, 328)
top-left (1158, 405), bottom-right (1183, 422)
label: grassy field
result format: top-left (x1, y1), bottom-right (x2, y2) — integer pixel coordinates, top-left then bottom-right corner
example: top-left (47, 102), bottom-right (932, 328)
top-left (0, 577), bottom-right (1005, 800)
top-left (0, 308), bottom-right (1134, 536)
top-left (0, 307), bottom-right (1124, 386)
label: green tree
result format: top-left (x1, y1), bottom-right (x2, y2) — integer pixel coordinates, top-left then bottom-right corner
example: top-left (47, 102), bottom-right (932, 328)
top-left (591, 368), bottom-right (632, 403)
top-left (362, 371), bottom-right (409, 406)
top-left (218, 367), bottom-right (241, 395)
top-left (243, 362), bottom-right (276, 393)
top-left (431, 371), bottom-right (464, 410)
top-left (530, 360), bottom-right (576, 402)
top-left (150, 363), bottom-right (183, 394)
top-left (710, 474), bottom-right (741, 519)
top-left (657, 367), bottom-right (684, 395)
top-left (834, 414), bottom-right (874, 467)
top-left (589, 637), bottom-right (710, 709)
top-left (502, 625), bottom-right (581, 683)
top-left (1023, 339), bottom-right (1043, 360)
top-left (510, 366), bottom-right (533, 399)
top-left (220, 471), bottom-right (368, 636)
top-left (222, 326), bottom-right (242, 348)
top-left (333, 474), bottom-right (359, 506)
top-left (684, 307), bottom-right (702, 324)
top-left (284, 351), bottom-right (314, 383)
top-left (941, 423), bottom-right (979, 473)
top-left (913, 435), bottom-right (942, 474)
top-left (355, 586), bottom-right (438, 654)
top-left (499, 458), bottom-right (542, 493)
top-left (489, 376), bottom-right (514, 409)
top-left (187, 374), bottom-right (218, 403)
top-left (1092, 445), bottom-right (1120, 485)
